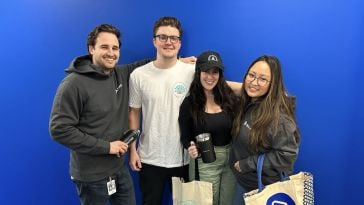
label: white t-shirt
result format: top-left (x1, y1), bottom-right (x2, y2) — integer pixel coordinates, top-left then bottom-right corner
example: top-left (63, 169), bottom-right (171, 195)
top-left (129, 60), bottom-right (195, 167)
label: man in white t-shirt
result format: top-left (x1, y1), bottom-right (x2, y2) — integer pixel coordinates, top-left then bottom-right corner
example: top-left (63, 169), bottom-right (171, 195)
top-left (128, 16), bottom-right (194, 204)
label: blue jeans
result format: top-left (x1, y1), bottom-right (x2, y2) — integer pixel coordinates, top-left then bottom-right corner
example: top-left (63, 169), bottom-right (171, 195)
top-left (73, 166), bottom-right (135, 205)
top-left (232, 183), bottom-right (247, 205)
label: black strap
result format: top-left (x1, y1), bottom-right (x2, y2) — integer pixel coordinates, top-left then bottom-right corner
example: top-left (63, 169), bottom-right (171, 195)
top-left (194, 158), bottom-right (200, 181)
top-left (181, 145), bottom-right (200, 181)
top-left (181, 142), bottom-right (202, 181)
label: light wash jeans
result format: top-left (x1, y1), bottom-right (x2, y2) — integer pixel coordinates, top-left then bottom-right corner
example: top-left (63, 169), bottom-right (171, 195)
top-left (189, 144), bottom-right (236, 205)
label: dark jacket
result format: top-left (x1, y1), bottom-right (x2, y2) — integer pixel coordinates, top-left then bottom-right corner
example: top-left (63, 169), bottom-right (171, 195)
top-left (230, 101), bottom-right (299, 191)
top-left (49, 55), bottom-right (149, 181)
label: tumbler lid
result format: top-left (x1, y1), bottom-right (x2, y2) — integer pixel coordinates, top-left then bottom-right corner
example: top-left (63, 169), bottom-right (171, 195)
top-left (195, 133), bottom-right (211, 142)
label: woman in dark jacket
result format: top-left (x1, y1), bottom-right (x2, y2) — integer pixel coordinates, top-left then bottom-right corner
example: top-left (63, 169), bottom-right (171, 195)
top-left (231, 55), bottom-right (300, 204)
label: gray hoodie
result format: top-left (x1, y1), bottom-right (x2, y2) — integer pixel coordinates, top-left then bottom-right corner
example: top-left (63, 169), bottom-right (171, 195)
top-left (230, 101), bottom-right (299, 191)
top-left (49, 55), bottom-right (149, 182)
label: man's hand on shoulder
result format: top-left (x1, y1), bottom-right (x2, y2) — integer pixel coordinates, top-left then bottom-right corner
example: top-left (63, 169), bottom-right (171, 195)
top-left (180, 56), bottom-right (197, 64)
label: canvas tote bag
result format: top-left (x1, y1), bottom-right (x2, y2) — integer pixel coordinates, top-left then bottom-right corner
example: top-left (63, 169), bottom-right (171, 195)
top-left (172, 177), bottom-right (213, 205)
top-left (172, 156), bottom-right (213, 205)
top-left (244, 154), bottom-right (314, 205)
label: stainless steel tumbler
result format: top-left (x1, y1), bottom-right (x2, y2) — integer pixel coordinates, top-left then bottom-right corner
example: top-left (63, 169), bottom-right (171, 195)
top-left (195, 133), bottom-right (216, 163)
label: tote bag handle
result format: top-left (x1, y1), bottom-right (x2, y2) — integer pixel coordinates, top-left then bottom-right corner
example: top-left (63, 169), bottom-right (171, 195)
top-left (256, 154), bottom-right (290, 193)
top-left (257, 154), bottom-right (265, 192)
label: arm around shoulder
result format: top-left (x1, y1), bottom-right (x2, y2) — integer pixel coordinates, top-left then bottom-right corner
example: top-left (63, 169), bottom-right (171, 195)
top-left (118, 58), bottom-right (152, 74)
top-left (179, 56), bottom-right (197, 64)
top-left (227, 81), bottom-right (243, 96)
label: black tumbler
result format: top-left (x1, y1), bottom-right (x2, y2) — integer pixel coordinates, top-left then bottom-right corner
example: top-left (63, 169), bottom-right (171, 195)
top-left (195, 133), bottom-right (216, 163)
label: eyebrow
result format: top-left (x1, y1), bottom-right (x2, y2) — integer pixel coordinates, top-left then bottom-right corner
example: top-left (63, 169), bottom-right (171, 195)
top-left (250, 71), bottom-right (269, 77)
top-left (100, 44), bottom-right (119, 48)
top-left (156, 34), bottom-right (180, 36)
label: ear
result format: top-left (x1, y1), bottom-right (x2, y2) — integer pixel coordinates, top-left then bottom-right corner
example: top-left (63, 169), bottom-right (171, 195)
top-left (88, 45), bottom-right (95, 55)
top-left (152, 38), bottom-right (157, 48)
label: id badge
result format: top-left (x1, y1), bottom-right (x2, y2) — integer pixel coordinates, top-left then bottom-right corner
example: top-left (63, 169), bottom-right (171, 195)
top-left (107, 177), bottom-right (116, 195)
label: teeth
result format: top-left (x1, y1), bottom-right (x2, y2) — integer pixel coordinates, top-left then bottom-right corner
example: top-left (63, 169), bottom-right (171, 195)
top-left (105, 58), bottom-right (114, 62)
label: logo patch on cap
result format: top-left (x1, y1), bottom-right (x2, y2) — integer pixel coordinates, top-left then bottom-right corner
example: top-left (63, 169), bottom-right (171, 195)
top-left (208, 54), bottom-right (219, 62)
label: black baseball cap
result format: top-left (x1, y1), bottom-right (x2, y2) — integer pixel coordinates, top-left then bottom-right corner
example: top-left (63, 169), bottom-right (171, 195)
top-left (196, 50), bottom-right (224, 72)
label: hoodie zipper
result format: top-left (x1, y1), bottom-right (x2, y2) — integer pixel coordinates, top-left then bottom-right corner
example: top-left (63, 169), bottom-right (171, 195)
top-left (114, 69), bottom-right (122, 94)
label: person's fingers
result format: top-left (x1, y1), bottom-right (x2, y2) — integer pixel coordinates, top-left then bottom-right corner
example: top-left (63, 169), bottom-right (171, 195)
top-left (137, 160), bottom-right (142, 169)
top-left (234, 161), bottom-right (241, 172)
top-left (130, 162), bottom-right (139, 171)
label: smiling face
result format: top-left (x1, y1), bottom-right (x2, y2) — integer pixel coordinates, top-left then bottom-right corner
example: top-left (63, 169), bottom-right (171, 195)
top-left (200, 68), bottom-right (220, 94)
top-left (244, 61), bottom-right (271, 100)
top-left (153, 26), bottom-right (181, 60)
top-left (89, 32), bottom-right (120, 71)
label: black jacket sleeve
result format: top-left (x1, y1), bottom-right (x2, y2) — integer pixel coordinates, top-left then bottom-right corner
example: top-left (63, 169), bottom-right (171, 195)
top-left (178, 97), bottom-right (195, 149)
top-left (239, 115), bottom-right (299, 174)
top-left (117, 58), bottom-right (152, 78)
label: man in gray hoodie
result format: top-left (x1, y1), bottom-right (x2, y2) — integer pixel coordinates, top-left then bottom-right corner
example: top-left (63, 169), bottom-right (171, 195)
top-left (49, 24), bottom-right (196, 205)
top-left (49, 24), bottom-right (149, 205)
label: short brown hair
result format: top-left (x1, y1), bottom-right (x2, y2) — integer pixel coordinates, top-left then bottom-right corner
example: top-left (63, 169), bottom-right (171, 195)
top-left (87, 24), bottom-right (121, 53)
top-left (153, 16), bottom-right (182, 38)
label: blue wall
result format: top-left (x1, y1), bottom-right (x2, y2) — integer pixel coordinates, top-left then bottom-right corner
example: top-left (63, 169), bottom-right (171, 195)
top-left (1, 0), bottom-right (363, 204)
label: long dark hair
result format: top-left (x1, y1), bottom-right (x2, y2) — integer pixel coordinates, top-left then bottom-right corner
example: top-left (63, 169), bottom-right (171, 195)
top-left (232, 55), bottom-right (300, 152)
top-left (189, 70), bottom-right (238, 127)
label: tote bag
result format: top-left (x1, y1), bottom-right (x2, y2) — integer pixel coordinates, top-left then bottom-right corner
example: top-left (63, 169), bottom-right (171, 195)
top-left (244, 154), bottom-right (314, 205)
top-left (172, 177), bottom-right (213, 205)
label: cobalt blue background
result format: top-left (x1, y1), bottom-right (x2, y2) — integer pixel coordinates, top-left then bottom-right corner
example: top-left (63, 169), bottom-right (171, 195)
top-left (1, 0), bottom-right (363, 204)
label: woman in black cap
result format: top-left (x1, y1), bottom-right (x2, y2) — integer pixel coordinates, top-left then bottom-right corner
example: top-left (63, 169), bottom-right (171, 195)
top-left (178, 50), bottom-right (239, 205)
